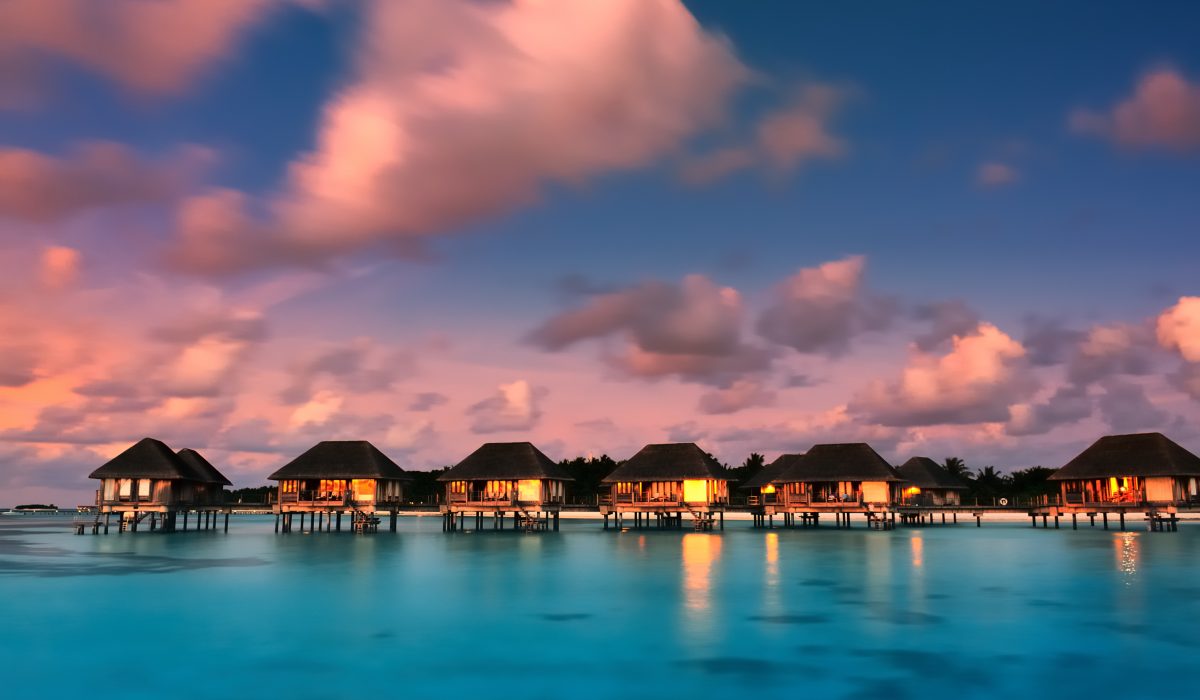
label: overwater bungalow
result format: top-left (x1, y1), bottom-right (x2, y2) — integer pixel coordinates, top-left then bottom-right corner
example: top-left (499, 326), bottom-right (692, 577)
top-left (897, 457), bottom-right (970, 506)
top-left (599, 443), bottom-right (729, 530)
top-left (742, 453), bottom-right (803, 506)
top-left (88, 437), bottom-right (231, 533)
top-left (1048, 432), bottom-right (1200, 510)
top-left (750, 443), bottom-right (905, 528)
top-left (269, 440), bottom-right (411, 533)
top-left (437, 442), bottom-right (572, 531)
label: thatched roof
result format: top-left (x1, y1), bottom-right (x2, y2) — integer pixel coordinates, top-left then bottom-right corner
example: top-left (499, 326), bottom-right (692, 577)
top-left (1048, 433), bottom-right (1200, 480)
top-left (740, 453), bottom-right (803, 490)
top-left (89, 437), bottom-right (195, 480)
top-left (437, 442), bottom-right (572, 482)
top-left (601, 443), bottom-right (725, 483)
top-left (269, 441), bottom-right (411, 481)
top-left (776, 443), bottom-right (904, 483)
top-left (897, 457), bottom-right (969, 490)
top-left (177, 448), bottom-right (233, 486)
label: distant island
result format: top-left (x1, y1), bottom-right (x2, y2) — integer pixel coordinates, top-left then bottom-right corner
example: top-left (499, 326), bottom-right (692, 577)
top-left (13, 504), bottom-right (58, 511)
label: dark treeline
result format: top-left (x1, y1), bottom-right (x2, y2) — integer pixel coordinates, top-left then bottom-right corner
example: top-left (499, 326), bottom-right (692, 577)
top-left (226, 454), bottom-right (1058, 506)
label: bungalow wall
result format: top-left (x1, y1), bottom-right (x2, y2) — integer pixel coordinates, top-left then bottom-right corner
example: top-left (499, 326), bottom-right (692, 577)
top-left (611, 480), bottom-right (727, 505)
top-left (98, 478), bottom-right (223, 507)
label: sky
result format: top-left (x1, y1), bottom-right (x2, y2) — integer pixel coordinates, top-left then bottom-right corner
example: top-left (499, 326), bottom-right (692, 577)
top-left (2, 0), bottom-right (1200, 506)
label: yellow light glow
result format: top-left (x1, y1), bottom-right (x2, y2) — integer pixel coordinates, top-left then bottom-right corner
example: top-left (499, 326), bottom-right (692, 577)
top-left (517, 479), bottom-right (541, 501)
top-left (905, 486), bottom-right (922, 496)
top-left (683, 479), bottom-right (708, 503)
top-left (911, 536), bottom-right (924, 568)
top-left (683, 533), bottom-right (722, 613)
top-left (762, 484), bottom-right (776, 494)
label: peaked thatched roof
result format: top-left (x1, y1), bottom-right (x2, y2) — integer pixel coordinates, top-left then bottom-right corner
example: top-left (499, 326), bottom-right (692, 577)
top-left (89, 437), bottom-right (195, 480)
top-left (740, 453), bottom-right (804, 490)
top-left (437, 442), bottom-right (572, 481)
top-left (776, 443), bottom-right (904, 483)
top-left (177, 448), bottom-right (233, 486)
top-left (1048, 433), bottom-right (1200, 480)
top-left (897, 457), bottom-right (969, 490)
top-left (269, 441), bottom-right (411, 481)
top-left (601, 443), bottom-right (725, 483)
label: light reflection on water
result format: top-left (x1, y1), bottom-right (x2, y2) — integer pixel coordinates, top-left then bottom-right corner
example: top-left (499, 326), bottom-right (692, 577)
top-left (2, 515), bottom-right (1198, 698)
top-left (1114, 531), bottom-right (1140, 582)
top-left (681, 533), bottom-right (722, 642)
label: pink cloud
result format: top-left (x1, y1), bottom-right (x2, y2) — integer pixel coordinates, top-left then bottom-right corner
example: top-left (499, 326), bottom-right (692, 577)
top-left (697, 379), bottom-right (776, 415)
top-left (528, 273), bottom-right (774, 386)
top-left (170, 0), bottom-right (748, 274)
top-left (679, 82), bottom-right (850, 184)
top-left (38, 245), bottom-right (81, 289)
top-left (756, 255), bottom-right (896, 356)
top-left (1070, 67), bottom-right (1200, 150)
top-left (467, 380), bottom-right (547, 434)
top-left (0, 141), bottom-right (208, 222)
top-left (1157, 296), bottom-right (1200, 362)
top-left (851, 322), bottom-right (1037, 427)
top-left (0, 0), bottom-right (312, 100)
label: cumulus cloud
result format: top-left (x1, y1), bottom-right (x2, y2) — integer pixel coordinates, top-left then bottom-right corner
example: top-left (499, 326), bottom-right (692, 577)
top-left (279, 338), bottom-right (417, 404)
top-left (976, 162), bottom-right (1018, 187)
top-left (1022, 315), bottom-right (1084, 367)
top-left (913, 300), bottom-right (981, 352)
top-left (679, 83), bottom-right (850, 185)
top-left (756, 255), bottom-right (895, 357)
top-left (1070, 67), bottom-right (1200, 150)
top-left (851, 322), bottom-right (1037, 427)
top-left (467, 380), bottom-right (546, 434)
top-left (0, 0), bottom-right (312, 101)
top-left (529, 273), bottom-right (773, 386)
top-left (38, 245), bottom-right (81, 289)
top-left (697, 379), bottom-right (776, 415)
top-left (1157, 296), bottom-right (1200, 362)
top-left (0, 142), bottom-right (207, 222)
top-left (170, 0), bottom-right (748, 274)
top-left (1065, 322), bottom-right (1156, 386)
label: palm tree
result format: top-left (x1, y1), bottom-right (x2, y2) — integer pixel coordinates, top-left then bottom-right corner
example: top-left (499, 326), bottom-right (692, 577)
top-left (943, 457), bottom-right (969, 479)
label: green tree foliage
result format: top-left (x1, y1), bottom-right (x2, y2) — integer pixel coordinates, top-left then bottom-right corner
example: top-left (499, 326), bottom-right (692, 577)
top-left (723, 452), bottom-right (766, 488)
top-left (558, 455), bottom-right (620, 504)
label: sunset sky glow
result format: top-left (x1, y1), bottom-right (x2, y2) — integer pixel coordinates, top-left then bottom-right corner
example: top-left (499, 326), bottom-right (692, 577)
top-left (2, 0), bottom-right (1199, 505)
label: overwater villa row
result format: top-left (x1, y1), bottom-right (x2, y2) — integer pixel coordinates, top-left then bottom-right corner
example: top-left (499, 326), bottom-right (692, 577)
top-left (80, 432), bottom-right (1200, 535)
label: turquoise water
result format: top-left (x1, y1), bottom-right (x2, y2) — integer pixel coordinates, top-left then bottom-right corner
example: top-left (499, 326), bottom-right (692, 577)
top-left (2, 515), bottom-right (1198, 698)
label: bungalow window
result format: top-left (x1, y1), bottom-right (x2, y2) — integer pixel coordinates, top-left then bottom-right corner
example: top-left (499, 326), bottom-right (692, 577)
top-left (118, 478), bottom-right (132, 499)
top-left (137, 479), bottom-right (152, 500)
top-left (103, 479), bottom-right (115, 501)
top-left (352, 479), bottom-right (375, 502)
top-left (518, 479), bottom-right (541, 502)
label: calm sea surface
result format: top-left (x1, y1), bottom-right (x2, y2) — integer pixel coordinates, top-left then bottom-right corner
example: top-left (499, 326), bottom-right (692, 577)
top-left (2, 514), bottom-right (1198, 698)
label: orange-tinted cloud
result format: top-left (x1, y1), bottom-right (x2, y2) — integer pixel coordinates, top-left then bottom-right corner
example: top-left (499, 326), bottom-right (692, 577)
top-left (852, 323), bottom-right (1036, 426)
top-left (38, 245), bottom-right (81, 289)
